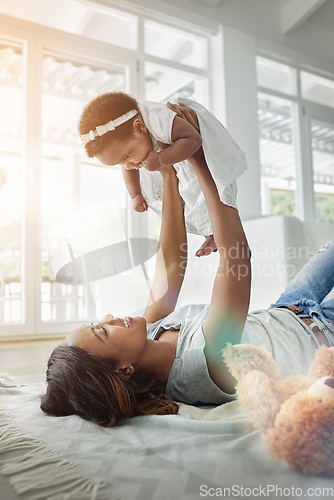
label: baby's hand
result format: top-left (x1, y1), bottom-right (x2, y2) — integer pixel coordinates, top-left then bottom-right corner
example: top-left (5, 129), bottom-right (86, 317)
top-left (144, 152), bottom-right (161, 172)
top-left (133, 194), bottom-right (148, 212)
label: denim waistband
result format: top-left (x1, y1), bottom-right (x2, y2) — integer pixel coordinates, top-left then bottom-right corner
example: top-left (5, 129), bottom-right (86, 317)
top-left (274, 305), bottom-right (334, 347)
top-left (308, 311), bottom-right (334, 347)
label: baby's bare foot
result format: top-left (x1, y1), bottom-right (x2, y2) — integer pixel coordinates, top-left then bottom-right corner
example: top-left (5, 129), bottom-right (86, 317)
top-left (195, 235), bottom-right (217, 257)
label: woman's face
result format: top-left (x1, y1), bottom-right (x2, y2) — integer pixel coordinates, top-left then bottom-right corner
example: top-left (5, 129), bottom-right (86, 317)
top-left (64, 314), bottom-right (148, 370)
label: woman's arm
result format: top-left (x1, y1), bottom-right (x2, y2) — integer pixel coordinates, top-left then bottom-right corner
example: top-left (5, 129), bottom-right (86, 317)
top-left (143, 166), bottom-right (187, 324)
top-left (165, 101), bottom-right (251, 391)
top-left (145, 116), bottom-right (202, 171)
top-left (190, 148), bottom-right (251, 393)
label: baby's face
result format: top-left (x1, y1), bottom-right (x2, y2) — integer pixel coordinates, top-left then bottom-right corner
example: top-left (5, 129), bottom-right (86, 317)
top-left (96, 123), bottom-right (153, 170)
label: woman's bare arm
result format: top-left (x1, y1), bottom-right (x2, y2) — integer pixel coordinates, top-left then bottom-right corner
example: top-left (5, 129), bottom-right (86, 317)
top-left (143, 166), bottom-right (187, 324)
top-left (166, 101), bottom-right (251, 392)
top-left (191, 148), bottom-right (251, 393)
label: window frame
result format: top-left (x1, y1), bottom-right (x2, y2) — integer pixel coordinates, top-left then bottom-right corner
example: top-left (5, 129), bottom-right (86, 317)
top-left (256, 51), bottom-right (334, 222)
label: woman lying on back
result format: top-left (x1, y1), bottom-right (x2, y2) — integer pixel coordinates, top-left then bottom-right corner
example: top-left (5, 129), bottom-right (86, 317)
top-left (41, 104), bottom-right (334, 426)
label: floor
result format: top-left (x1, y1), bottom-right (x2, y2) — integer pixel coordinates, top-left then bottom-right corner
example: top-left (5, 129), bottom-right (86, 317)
top-left (0, 340), bottom-right (62, 384)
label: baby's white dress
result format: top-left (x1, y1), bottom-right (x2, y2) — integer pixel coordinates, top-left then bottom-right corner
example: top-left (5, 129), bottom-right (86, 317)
top-left (138, 98), bottom-right (247, 236)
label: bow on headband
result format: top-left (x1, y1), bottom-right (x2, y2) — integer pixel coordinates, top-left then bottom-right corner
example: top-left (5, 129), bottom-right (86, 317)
top-left (80, 109), bottom-right (138, 145)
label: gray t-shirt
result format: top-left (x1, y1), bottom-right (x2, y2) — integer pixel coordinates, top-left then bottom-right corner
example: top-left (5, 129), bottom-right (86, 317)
top-left (147, 304), bottom-right (319, 406)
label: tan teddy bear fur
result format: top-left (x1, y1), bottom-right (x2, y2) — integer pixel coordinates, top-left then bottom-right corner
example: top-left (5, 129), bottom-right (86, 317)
top-left (222, 344), bottom-right (334, 476)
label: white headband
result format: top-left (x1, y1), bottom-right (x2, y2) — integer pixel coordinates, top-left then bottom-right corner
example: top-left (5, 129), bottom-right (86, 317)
top-left (80, 109), bottom-right (138, 145)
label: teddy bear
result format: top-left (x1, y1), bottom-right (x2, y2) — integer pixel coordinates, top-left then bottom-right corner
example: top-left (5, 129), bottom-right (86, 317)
top-left (222, 343), bottom-right (334, 476)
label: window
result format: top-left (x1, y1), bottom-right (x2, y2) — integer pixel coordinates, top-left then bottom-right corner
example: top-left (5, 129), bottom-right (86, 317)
top-left (0, 41), bottom-right (24, 324)
top-left (258, 93), bottom-right (296, 216)
top-left (301, 71), bottom-right (334, 109)
top-left (0, 3), bottom-right (212, 337)
top-left (0, 0), bottom-right (138, 50)
top-left (257, 56), bottom-right (334, 223)
top-left (256, 56), bottom-right (295, 96)
top-left (40, 53), bottom-right (128, 323)
top-left (311, 118), bottom-right (334, 223)
top-left (144, 20), bottom-right (207, 69)
top-left (145, 62), bottom-right (207, 103)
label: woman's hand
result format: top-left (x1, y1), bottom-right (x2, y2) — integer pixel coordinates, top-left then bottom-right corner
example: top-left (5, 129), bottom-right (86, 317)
top-left (158, 164), bottom-right (177, 179)
top-left (167, 102), bottom-right (200, 133)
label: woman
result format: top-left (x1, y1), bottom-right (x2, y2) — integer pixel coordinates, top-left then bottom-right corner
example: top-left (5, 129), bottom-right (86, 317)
top-left (41, 105), bottom-right (334, 426)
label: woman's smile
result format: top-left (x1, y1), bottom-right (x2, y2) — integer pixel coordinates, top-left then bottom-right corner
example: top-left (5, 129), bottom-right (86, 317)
top-left (118, 317), bottom-right (133, 328)
top-left (97, 315), bottom-right (133, 329)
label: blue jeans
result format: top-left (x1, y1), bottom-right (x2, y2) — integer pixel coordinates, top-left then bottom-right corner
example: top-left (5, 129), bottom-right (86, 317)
top-left (271, 239), bottom-right (334, 345)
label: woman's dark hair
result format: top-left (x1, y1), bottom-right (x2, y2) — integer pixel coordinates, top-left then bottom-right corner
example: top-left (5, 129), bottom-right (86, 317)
top-left (78, 92), bottom-right (140, 158)
top-left (41, 345), bottom-right (178, 427)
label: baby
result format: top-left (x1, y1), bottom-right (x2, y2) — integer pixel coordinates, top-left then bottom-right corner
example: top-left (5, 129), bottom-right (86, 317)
top-left (79, 92), bottom-right (247, 256)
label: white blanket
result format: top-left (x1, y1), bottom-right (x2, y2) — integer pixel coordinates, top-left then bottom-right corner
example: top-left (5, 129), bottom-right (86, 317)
top-left (1, 381), bottom-right (333, 500)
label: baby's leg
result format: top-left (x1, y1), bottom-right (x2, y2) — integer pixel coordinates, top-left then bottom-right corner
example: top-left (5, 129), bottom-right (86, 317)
top-left (195, 235), bottom-right (217, 257)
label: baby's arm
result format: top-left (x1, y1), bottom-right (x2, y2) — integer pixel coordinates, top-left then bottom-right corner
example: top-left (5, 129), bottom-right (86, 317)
top-left (145, 115), bottom-right (202, 171)
top-left (122, 168), bottom-right (148, 212)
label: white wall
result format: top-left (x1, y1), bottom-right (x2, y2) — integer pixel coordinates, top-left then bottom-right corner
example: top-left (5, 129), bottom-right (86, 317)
top-left (220, 26), bottom-right (261, 217)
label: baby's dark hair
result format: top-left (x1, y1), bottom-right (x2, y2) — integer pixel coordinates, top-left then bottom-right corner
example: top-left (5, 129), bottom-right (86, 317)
top-left (78, 92), bottom-right (140, 157)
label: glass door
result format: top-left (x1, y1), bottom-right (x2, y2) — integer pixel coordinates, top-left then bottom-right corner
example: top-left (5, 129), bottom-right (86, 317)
top-left (0, 26), bottom-right (136, 337)
top-left (0, 40), bottom-right (24, 325)
top-left (40, 51), bottom-right (130, 328)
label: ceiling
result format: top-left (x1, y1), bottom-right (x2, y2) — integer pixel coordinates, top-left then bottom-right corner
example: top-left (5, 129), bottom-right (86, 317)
top-left (192, 0), bottom-right (223, 7)
top-left (1, 1), bottom-right (333, 76)
top-left (168, 0), bottom-right (332, 34)
top-left (0, 0), bottom-right (332, 38)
